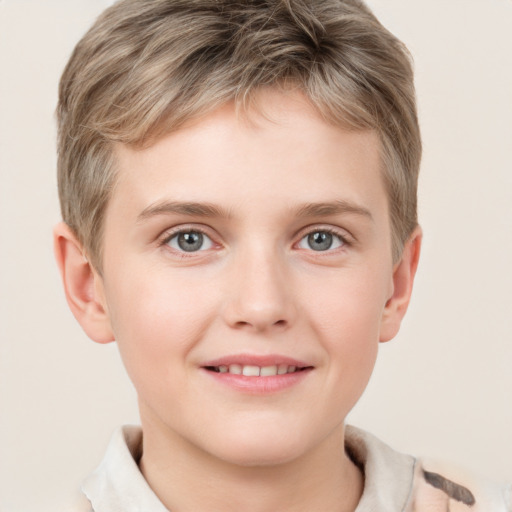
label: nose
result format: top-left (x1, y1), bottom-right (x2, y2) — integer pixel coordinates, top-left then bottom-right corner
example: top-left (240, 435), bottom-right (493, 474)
top-left (222, 246), bottom-right (297, 333)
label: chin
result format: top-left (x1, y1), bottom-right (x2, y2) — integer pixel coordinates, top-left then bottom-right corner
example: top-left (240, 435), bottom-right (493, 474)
top-left (202, 426), bottom-right (314, 467)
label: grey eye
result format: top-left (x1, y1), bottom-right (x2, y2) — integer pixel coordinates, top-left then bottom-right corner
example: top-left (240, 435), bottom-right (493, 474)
top-left (298, 231), bottom-right (343, 251)
top-left (167, 231), bottom-right (213, 252)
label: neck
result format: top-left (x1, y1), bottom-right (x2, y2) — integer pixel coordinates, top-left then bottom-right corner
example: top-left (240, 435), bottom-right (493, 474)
top-left (138, 414), bottom-right (363, 512)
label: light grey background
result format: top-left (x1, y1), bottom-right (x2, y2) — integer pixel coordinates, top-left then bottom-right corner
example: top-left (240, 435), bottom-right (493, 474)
top-left (1, 1), bottom-right (511, 510)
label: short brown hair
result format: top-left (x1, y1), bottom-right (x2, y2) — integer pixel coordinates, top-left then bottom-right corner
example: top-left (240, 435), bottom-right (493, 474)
top-left (57, 0), bottom-right (421, 270)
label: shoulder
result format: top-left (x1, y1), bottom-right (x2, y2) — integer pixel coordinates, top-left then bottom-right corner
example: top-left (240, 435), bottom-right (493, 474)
top-left (406, 457), bottom-right (512, 512)
top-left (345, 425), bottom-right (511, 512)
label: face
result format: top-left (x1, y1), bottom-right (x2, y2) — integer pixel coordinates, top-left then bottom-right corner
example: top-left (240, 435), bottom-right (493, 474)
top-left (96, 90), bottom-right (401, 466)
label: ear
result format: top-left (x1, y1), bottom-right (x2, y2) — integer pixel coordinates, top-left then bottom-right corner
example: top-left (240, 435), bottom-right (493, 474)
top-left (379, 226), bottom-right (422, 343)
top-left (53, 222), bottom-right (115, 344)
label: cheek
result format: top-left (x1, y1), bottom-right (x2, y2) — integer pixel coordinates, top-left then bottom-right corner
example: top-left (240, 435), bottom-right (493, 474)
top-left (312, 286), bottom-right (381, 416)
top-left (303, 265), bottom-right (389, 392)
top-left (104, 267), bottom-right (219, 372)
top-left (305, 264), bottom-right (390, 336)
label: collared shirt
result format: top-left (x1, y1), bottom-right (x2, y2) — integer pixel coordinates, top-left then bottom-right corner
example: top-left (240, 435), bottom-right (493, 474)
top-left (71, 425), bottom-right (511, 512)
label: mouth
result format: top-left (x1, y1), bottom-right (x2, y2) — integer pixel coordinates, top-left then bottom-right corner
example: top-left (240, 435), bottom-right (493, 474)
top-left (203, 364), bottom-right (311, 377)
top-left (200, 355), bottom-right (314, 394)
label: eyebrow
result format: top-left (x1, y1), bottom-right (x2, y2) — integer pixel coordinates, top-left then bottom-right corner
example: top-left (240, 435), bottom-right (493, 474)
top-left (137, 201), bottom-right (231, 222)
top-left (137, 199), bottom-right (373, 223)
top-left (295, 200), bottom-right (373, 221)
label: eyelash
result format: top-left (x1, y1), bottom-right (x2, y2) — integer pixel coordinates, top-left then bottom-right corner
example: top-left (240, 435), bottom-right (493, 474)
top-left (159, 226), bottom-right (215, 257)
top-left (158, 225), bottom-right (351, 256)
top-left (295, 226), bottom-right (351, 254)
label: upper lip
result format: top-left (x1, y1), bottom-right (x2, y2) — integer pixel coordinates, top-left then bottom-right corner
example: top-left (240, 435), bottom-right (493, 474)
top-left (201, 354), bottom-right (313, 369)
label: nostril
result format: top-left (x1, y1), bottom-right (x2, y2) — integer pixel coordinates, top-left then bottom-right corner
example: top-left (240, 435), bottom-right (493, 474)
top-left (234, 320), bottom-right (251, 327)
top-left (232, 318), bottom-right (287, 331)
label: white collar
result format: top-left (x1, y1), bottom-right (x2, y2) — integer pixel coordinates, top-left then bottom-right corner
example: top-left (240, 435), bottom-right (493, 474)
top-left (82, 425), bottom-right (416, 512)
top-left (346, 425), bottom-right (416, 511)
top-left (83, 426), bottom-right (168, 512)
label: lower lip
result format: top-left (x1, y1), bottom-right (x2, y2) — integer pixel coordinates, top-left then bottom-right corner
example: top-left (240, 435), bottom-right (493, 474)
top-left (202, 368), bottom-right (313, 394)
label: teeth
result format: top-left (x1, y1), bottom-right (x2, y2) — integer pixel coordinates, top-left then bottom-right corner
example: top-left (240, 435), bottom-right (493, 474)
top-left (242, 365), bottom-right (260, 376)
top-left (229, 364), bottom-right (242, 375)
top-left (260, 365), bottom-right (278, 376)
top-left (277, 364), bottom-right (288, 375)
top-left (214, 364), bottom-right (302, 377)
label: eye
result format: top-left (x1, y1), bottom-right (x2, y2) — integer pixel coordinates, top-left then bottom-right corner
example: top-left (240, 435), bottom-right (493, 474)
top-left (297, 230), bottom-right (345, 252)
top-left (166, 230), bottom-right (214, 252)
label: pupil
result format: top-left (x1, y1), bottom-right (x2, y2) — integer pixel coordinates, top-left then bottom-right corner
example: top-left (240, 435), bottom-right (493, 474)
top-left (178, 232), bottom-right (203, 252)
top-left (308, 231), bottom-right (333, 251)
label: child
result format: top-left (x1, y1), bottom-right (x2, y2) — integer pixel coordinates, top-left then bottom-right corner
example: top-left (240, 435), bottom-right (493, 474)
top-left (53, 0), bottom-right (511, 510)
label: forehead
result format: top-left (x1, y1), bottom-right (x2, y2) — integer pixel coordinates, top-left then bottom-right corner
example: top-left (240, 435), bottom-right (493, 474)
top-left (109, 90), bottom-right (387, 225)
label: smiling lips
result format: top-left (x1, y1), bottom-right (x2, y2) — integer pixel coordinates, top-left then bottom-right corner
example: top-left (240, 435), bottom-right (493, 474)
top-left (205, 364), bottom-right (305, 376)
top-left (201, 356), bottom-right (313, 393)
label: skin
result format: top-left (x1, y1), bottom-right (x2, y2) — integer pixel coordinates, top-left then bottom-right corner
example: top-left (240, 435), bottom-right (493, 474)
top-left (55, 89), bottom-right (421, 512)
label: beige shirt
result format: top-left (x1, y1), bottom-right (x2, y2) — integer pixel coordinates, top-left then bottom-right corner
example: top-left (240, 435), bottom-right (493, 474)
top-left (71, 425), bottom-right (511, 512)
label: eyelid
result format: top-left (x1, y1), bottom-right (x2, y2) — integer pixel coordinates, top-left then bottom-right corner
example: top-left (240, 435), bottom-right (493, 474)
top-left (158, 224), bottom-right (219, 250)
top-left (295, 224), bottom-right (353, 242)
top-left (156, 223), bottom-right (353, 254)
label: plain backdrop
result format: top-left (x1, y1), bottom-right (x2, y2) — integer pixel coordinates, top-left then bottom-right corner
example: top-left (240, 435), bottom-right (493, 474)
top-left (0, 0), bottom-right (511, 510)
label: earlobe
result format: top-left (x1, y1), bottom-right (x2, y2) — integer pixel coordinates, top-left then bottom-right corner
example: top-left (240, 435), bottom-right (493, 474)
top-left (379, 226), bottom-right (422, 343)
top-left (53, 222), bottom-right (115, 344)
